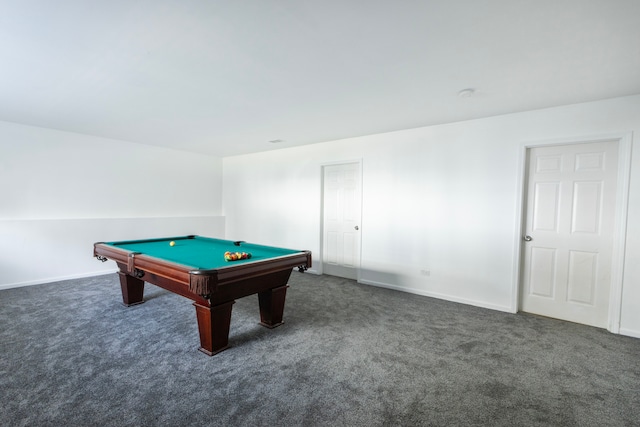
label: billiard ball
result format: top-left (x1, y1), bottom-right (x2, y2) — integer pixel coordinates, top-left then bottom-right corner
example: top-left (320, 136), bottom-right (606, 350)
top-left (169, 241), bottom-right (175, 246)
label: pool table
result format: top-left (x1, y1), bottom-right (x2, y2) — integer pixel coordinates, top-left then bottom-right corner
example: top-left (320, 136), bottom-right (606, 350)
top-left (94, 235), bottom-right (311, 355)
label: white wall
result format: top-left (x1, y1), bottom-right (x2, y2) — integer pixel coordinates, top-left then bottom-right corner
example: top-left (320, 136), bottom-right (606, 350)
top-left (223, 94), bottom-right (640, 338)
top-left (0, 121), bottom-right (224, 288)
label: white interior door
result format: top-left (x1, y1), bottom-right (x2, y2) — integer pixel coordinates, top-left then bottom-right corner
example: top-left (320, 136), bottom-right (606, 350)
top-left (322, 162), bottom-right (362, 280)
top-left (521, 140), bottom-right (619, 328)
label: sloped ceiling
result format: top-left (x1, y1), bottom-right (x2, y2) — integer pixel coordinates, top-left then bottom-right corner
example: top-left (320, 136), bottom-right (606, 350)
top-left (1, 0), bottom-right (639, 157)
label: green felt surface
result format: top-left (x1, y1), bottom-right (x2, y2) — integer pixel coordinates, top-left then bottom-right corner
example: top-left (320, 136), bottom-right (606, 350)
top-left (105, 236), bottom-right (301, 270)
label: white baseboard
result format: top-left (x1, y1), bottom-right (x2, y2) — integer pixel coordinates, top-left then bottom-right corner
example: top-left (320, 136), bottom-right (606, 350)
top-left (0, 269), bottom-right (118, 291)
top-left (358, 278), bottom-right (513, 313)
top-left (618, 328), bottom-right (640, 339)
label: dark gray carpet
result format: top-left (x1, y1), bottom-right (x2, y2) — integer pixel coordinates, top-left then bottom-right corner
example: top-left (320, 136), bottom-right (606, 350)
top-left (1, 272), bottom-right (639, 426)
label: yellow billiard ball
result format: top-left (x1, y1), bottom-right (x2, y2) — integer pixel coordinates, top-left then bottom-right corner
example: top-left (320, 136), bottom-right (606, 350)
top-left (169, 241), bottom-right (175, 246)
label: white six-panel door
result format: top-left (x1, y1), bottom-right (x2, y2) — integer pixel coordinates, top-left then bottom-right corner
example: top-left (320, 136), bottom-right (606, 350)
top-left (521, 140), bottom-right (619, 328)
top-left (322, 162), bottom-right (361, 280)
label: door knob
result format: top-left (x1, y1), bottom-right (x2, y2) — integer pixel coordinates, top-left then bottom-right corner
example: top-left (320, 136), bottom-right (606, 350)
top-left (354, 226), bottom-right (359, 230)
top-left (524, 235), bottom-right (533, 241)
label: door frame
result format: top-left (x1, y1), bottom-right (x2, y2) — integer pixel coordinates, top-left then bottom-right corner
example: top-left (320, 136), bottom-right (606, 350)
top-left (319, 159), bottom-right (364, 280)
top-left (512, 132), bottom-right (633, 333)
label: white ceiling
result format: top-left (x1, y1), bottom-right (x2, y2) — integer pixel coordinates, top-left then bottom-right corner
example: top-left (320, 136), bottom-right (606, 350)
top-left (1, 0), bottom-right (639, 157)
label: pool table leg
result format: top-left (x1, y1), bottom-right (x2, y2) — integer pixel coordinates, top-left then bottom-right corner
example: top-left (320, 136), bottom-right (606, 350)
top-left (117, 270), bottom-right (145, 307)
top-left (258, 285), bottom-right (289, 328)
top-left (193, 301), bottom-right (235, 356)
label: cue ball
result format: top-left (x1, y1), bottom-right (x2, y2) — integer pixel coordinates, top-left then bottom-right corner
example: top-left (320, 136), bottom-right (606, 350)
top-left (169, 241), bottom-right (175, 246)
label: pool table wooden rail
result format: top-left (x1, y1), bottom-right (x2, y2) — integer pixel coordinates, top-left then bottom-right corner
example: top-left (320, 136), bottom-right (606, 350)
top-left (93, 242), bottom-right (311, 297)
